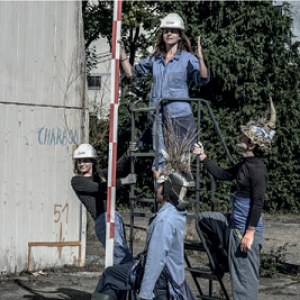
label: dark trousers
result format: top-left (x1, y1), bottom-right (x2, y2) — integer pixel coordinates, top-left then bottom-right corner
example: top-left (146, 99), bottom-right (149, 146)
top-left (198, 211), bottom-right (264, 300)
top-left (95, 262), bottom-right (168, 300)
top-left (198, 212), bottom-right (231, 268)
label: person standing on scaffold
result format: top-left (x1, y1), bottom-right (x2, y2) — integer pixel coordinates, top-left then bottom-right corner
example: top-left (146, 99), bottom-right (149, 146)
top-left (118, 13), bottom-right (210, 170)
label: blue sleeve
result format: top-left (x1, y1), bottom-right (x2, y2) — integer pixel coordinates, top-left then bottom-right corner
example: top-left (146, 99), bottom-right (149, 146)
top-left (131, 54), bottom-right (153, 78)
top-left (139, 218), bottom-right (175, 300)
top-left (187, 54), bottom-right (210, 86)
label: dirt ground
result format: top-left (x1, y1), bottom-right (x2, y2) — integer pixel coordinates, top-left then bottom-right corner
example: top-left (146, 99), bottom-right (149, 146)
top-left (1, 212), bottom-right (300, 300)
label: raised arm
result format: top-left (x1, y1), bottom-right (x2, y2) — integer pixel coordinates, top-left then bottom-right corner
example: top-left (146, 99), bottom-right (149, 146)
top-left (118, 39), bottom-right (133, 78)
top-left (193, 142), bottom-right (237, 181)
top-left (195, 36), bottom-right (208, 79)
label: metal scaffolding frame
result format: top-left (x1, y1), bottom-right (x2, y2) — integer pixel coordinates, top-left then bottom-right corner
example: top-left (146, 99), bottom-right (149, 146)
top-left (129, 98), bottom-right (234, 300)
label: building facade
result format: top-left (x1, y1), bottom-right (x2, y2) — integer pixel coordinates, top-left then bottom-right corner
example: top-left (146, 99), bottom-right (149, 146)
top-left (0, 1), bottom-right (88, 273)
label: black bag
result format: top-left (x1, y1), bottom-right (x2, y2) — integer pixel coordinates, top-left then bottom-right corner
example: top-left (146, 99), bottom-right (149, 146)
top-left (134, 251), bottom-right (147, 290)
top-left (127, 250), bottom-right (147, 291)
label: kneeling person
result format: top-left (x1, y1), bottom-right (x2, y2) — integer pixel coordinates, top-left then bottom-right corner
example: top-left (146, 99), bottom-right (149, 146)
top-left (92, 169), bottom-right (195, 300)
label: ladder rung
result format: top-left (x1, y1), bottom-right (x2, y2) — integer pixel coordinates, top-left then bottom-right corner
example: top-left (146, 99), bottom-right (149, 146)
top-left (185, 267), bottom-right (218, 280)
top-left (190, 294), bottom-right (228, 300)
top-left (131, 211), bottom-right (153, 218)
top-left (130, 197), bottom-right (155, 203)
top-left (132, 107), bottom-right (156, 112)
top-left (184, 240), bottom-right (205, 251)
top-left (187, 213), bottom-right (199, 219)
top-left (131, 153), bottom-right (156, 157)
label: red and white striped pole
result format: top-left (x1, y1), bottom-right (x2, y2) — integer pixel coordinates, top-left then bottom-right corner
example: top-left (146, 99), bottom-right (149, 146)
top-left (106, 0), bottom-right (123, 268)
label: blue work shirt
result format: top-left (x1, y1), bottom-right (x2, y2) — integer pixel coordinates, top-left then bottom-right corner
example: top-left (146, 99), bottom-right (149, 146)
top-left (139, 202), bottom-right (187, 300)
top-left (131, 50), bottom-right (210, 119)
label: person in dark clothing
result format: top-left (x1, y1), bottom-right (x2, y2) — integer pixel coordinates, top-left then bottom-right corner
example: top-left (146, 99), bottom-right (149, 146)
top-left (193, 98), bottom-right (276, 300)
top-left (71, 143), bottom-right (136, 265)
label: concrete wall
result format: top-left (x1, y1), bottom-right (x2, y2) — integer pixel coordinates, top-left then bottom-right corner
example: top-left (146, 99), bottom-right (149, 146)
top-left (0, 1), bottom-right (88, 273)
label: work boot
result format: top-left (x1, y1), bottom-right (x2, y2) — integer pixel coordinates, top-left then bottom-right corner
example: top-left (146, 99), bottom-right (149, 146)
top-left (91, 292), bottom-right (115, 300)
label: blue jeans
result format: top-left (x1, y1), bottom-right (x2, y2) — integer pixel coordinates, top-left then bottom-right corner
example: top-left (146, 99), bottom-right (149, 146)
top-left (94, 212), bottom-right (133, 265)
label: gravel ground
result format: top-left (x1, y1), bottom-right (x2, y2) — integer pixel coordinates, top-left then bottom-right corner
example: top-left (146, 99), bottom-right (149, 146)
top-left (1, 213), bottom-right (300, 300)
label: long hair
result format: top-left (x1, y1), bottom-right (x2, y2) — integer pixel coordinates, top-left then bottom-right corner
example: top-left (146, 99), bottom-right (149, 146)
top-left (73, 158), bottom-right (100, 176)
top-left (151, 30), bottom-right (192, 59)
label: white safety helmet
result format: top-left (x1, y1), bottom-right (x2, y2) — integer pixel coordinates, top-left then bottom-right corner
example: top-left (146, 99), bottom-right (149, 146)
top-left (160, 13), bottom-right (185, 30)
top-left (73, 143), bottom-right (97, 159)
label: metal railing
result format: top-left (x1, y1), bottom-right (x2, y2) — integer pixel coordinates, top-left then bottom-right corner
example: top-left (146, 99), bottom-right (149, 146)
top-left (129, 97), bottom-right (234, 299)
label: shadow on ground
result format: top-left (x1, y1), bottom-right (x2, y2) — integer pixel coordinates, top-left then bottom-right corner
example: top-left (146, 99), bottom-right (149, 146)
top-left (14, 279), bottom-right (92, 300)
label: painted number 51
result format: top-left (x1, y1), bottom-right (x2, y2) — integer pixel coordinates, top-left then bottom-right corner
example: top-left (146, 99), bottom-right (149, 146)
top-left (54, 203), bottom-right (69, 223)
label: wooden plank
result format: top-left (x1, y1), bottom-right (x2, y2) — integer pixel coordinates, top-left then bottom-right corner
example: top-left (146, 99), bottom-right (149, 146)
top-left (79, 244), bottom-right (82, 266)
top-left (28, 246), bottom-right (32, 272)
top-left (28, 241), bottom-right (81, 247)
top-left (27, 241), bottom-right (82, 272)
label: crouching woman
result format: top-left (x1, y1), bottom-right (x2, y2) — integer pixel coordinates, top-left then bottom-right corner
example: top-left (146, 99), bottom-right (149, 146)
top-left (71, 143), bottom-right (136, 265)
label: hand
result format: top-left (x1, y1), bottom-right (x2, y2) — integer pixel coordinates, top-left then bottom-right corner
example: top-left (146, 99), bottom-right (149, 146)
top-left (127, 142), bottom-right (138, 156)
top-left (120, 173), bottom-right (137, 185)
top-left (195, 36), bottom-right (203, 60)
top-left (193, 142), bottom-right (204, 155)
top-left (240, 230), bottom-right (254, 252)
top-left (152, 169), bottom-right (161, 181)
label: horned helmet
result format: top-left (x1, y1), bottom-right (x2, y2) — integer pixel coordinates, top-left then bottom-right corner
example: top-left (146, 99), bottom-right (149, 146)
top-left (241, 97), bottom-right (276, 153)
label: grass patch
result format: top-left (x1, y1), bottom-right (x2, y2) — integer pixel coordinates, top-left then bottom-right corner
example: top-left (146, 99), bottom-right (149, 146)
top-left (260, 251), bottom-right (284, 278)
